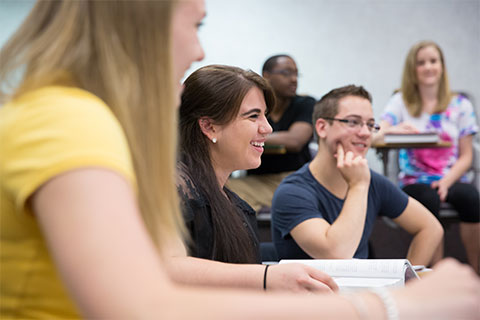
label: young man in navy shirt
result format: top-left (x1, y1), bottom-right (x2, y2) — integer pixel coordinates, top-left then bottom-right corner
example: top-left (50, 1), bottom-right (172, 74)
top-left (272, 85), bottom-right (443, 266)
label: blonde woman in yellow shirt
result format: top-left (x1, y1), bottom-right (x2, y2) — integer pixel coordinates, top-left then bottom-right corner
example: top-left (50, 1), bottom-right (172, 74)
top-left (1, 1), bottom-right (479, 319)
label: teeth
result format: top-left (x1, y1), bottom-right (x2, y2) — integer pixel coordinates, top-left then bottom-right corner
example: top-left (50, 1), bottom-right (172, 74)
top-left (251, 141), bottom-right (264, 147)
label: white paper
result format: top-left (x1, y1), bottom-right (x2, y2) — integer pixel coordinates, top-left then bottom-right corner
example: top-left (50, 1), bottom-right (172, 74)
top-left (279, 259), bottom-right (418, 289)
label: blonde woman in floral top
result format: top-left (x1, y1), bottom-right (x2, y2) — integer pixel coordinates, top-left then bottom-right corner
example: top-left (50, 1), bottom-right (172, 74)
top-left (374, 40), bottom-right (479, 274)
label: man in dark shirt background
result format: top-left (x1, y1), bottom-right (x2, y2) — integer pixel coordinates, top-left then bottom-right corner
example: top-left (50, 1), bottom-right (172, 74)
top-left (228, 54), bottom-right (315, 211)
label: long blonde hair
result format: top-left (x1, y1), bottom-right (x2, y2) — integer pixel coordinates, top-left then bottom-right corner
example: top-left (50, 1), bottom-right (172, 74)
top-left (0, 0), bottom-right (185, 249)
top-left (400, 40), bottom-right (451, 117)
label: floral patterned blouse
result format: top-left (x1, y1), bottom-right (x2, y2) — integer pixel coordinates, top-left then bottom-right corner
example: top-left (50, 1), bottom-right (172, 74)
top-left (382, 92), bottom-right (478, 187)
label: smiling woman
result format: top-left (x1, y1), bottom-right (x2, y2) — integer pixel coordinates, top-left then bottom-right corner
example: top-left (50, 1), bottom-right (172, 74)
top-left (177, 65), bottom-right (274, 263)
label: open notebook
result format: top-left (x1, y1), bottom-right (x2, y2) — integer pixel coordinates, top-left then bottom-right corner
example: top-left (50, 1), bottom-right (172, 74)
top-left (279, 259), bottom-right (419, 292)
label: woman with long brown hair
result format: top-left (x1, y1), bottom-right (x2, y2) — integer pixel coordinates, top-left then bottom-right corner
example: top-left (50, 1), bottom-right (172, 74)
top-left (1, 1), bottom-right (479, 319)
top-left (179, 65), bottom-right (275, 264)
top-left (166, 64), bottom-right (336, 291)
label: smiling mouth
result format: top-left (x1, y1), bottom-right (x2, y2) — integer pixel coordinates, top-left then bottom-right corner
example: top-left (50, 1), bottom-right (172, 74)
top-left (352, 142), bottom-right (367, 148)
top-left (251, 141), bottom-right (265, 147)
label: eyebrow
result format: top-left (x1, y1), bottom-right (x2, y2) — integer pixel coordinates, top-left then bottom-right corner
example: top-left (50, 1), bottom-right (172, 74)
top-left (344, 114), bottom-right (376, 121)
top-left (240, 108), bottom-right (262, 117)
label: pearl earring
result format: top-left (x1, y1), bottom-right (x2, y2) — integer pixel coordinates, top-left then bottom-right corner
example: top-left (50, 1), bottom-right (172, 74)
top-left (212, 137), bottom-right (217, 144)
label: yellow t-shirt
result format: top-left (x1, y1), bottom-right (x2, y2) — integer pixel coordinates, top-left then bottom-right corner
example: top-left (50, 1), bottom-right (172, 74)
top-left (0, 86), bottom-right (135, 319)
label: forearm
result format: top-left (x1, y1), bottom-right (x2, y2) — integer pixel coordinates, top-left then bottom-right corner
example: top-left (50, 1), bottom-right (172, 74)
top-left (371, 131), bottom-right (384, 145)
top-left (406, 225), bottom-right (443, 266)
top-left (167, 256), bottom-right (265, 289)
top-left (371, 122), bottom-right (390, 145)
top-left (170, 286), bottom-right (379, 320)
top-left (322, 185), bottom-right (369, 258)
top-left (441, 155), bottom-right (472, 187)
top-left (266, 131), bottom-right (306, 152)
top-left (441, 135), bottom-right (474, 187)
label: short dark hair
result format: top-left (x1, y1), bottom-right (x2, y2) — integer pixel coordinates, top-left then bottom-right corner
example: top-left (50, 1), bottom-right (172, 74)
top-left (262, 54), bottom-right (293, 73)
top-left (312, 85), bottom-right (372, 125)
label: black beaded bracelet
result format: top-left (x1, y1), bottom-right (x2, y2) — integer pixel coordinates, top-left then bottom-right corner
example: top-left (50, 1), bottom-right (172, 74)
top-left (263, 265), bottom-right (270, 291)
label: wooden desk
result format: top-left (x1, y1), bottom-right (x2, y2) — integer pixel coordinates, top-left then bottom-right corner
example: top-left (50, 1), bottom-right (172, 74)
top-left (372, 140), bottom-right (452, 175)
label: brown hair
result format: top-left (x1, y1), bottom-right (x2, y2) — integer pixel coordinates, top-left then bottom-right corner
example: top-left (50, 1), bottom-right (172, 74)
top-left (400, 40), bottom-right (451, 117)
top-left (0, 0), bottom-right (185, 249)
top-left (179, 65), bottom-right (275, 263)
top-left (313, 84), bottom-right (372, 125)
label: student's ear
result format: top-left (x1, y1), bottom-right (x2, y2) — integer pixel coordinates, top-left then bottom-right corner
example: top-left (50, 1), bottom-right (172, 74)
top-left (198, 117), bottom-right (218, 142)
top-left (262, 71), bottom-right (271, 80)
top-left (315, 118), bottom-right (328, 139)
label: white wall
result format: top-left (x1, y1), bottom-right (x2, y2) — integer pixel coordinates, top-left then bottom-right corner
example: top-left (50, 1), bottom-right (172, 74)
top-left (2, 0), bottom-right (479, 172)
top-left (0, 1), bottom-right (34, 46)
top-left (189, 0), bottom-right (480, 171)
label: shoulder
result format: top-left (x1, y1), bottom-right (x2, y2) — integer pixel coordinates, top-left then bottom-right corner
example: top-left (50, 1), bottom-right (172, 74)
top-left (284, 96), bottom-right (315, 123)
top-left (176, 162), bottom-right (209, 222)
top-left (448, 94), bottom-right (479, 135)
top-left (386, 92), bottom-right (405, 107)
top-left (382, 92), bottom-right (407, 123)
top-left (280, 164), bottom-right (310, 184)
top-left (370, 170), bottom-right (390, 185)
top-left (293, 95), bottom-right (316, 108)
top-left (0, 86), bottom-right (135, 207)
top-left (226, 188), bottom-right (256, 216)
top-left (370, 169), bottom-right (401, 190)
top-left (275, 165), bottom-right (315, 197)
top-left (272, 165), bottom-right (325, 226)
top-left (1, 86), bottom-right (123, 142)
top-left (452, 93), bottom-right (472, 103)
top-left (7, 86), bottom-right (115, 117)
top-left (176, 161), bottom-right (205, 203)
top-left (369, 170), bottom-right (397, 197)
top-left (450, 93), bottom-right (475, 110)
top-left (369, 169), bottom-right (408, 209)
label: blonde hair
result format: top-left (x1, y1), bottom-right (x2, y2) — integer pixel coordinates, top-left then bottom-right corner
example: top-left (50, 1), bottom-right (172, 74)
top-left (400, 40), bottom-right (451, 117)
top-left (0, 0), bottom-right (185, 249)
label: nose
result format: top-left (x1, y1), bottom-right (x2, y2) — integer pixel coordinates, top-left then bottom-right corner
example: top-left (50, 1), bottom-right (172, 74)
top-left (196, 43), bottom-right (205, 62)
top-left (259, 116), bottom-right (272, 135)
top-left (291, 74), bottom-right (298, 84)
top-left (424, 61), bottom-right (434, 70)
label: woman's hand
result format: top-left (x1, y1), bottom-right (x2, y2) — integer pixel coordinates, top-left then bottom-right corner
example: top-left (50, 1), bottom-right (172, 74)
top-left (266, 263), bottom-right (339, 293)
top-left (430, 178), bottom-right (452, 202)
top-left (373, 120), bottom-right (419, 144)
top-left (431, 134), bottom-right (474, 202)
top-left (385, 122), bottom-right (419, 134)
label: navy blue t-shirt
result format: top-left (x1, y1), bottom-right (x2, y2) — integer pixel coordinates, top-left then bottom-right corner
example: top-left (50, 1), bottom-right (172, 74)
top-left (271, 163), bottom-right (409, 259)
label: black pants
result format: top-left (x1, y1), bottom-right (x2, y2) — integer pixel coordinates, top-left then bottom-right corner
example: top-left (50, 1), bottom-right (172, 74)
top-left (403, 182), bottom-right (480, 223)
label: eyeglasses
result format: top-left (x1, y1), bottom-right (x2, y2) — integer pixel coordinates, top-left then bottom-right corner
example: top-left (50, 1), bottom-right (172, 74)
top-left (322, 117), bottom-right (380, 132)
top-left (269, 69), bottom-right (300, 78)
